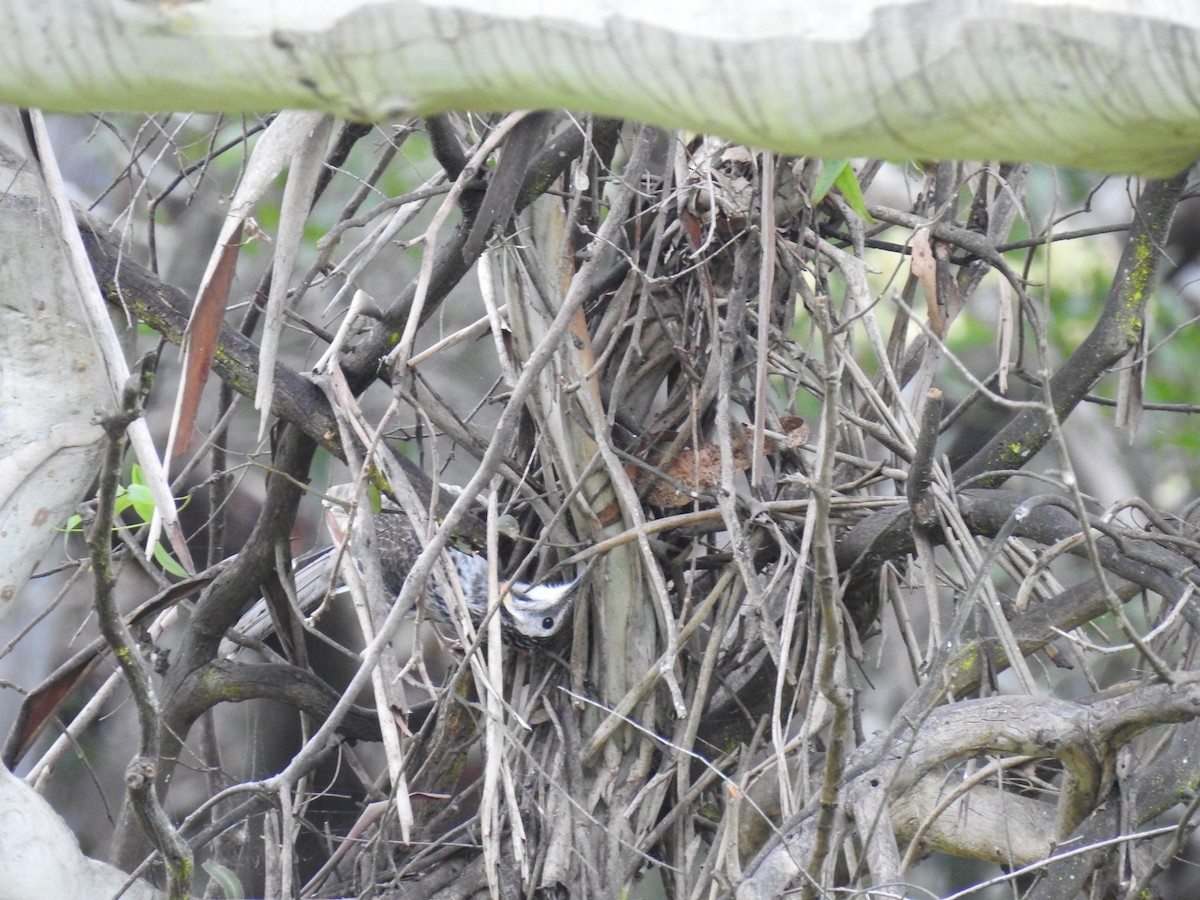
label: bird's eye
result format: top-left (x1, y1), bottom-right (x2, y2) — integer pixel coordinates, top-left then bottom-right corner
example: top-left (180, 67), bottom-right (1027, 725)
top-left (542, 616), bottom-right (554, 631)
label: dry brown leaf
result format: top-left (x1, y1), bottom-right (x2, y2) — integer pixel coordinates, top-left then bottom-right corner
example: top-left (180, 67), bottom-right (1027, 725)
top-left (170, 220), bottom-right (243, 457)
top-left (627, 419), bottom-right (809, 509)
top-left (910, 227), bottom-right (945, 335)
top-left (778, 415), bottom-right (811, 448)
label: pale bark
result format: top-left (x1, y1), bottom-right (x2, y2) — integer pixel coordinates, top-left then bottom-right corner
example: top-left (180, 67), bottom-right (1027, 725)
top-left (0, 767), bottom-right (160, 900)
top-left (6, 3), bottom-right (1200, 896)
top-left (0, 0), bottom-right (1198, 175)
top-left (0, 141), bottom-right (124, 617)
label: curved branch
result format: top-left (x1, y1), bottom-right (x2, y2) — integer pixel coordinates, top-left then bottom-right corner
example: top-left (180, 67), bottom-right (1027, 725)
top-left (169, 658), bottom-right (383, 744)
top-left (113, 426), bottom-right (319, 870)
top-left (938, 574), bottom-right (1145, 701)
top-left (81, 224), bottom-right (339, 452)
top-left (953, 172), bottom-right (1187, 485)
top-left (839, 487), bottom-right (1200, 631)
top-left (1025, 719), bottom-right (1200, 900)
top-left (836, 173), bottom-right (1187, 630)
top-left (739, 682), bottom-right (1200, 899)
top-left (955, 490), bottom-right (1200, 603)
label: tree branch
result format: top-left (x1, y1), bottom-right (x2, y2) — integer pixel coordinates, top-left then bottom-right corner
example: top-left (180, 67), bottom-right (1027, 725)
top-left (88, 363), bottom-right (193, 896)
top-left (739, 682), bottom-right (1200, 899)
top-left (168, 659), bottom-right (383, 744)
top-left (4, 1), bottom-right (1200, 175)
top-left (953, 172), bottom-right (1189, 486)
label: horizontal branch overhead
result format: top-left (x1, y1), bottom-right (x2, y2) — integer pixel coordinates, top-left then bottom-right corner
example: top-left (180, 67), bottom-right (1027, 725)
top-left (3, 0), bottom-right (1199, 175)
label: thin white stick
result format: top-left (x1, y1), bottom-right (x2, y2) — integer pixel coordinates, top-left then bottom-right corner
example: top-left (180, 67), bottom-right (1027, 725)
top-left (24, 109), bottom-right (192, 572)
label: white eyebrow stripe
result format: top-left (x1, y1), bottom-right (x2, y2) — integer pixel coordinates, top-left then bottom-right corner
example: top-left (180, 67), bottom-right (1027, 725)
top-left (505, 580), bottom-right (578, 611)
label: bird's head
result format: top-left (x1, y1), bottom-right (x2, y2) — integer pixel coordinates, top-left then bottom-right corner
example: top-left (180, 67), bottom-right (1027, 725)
top-left (500, 577), bottom-right (580, 647)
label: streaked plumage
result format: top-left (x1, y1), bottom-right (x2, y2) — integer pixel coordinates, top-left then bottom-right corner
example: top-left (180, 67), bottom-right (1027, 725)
top-left (225, 500), bottom-right (578, 653)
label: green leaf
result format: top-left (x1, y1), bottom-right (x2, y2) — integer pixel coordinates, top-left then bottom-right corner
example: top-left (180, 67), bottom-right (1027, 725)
top-left (811, 159), bottom-right (874, 223)
top-left (834, 163), bottom-right (874, 222)
top-left (112, 489), bottom-right (133, 518)
top-left (124, 482), bottom-right (157, 525)
top-left (153, 541), bottom-right (188, 578)
top-left (59, 513), bottom-right (84, 556)
top-left (810, 158), bottom-right (849, 204)
top-left (201, 861), bottom-right (244, 899)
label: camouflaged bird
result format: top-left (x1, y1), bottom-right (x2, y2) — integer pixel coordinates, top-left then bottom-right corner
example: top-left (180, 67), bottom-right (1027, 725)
top-left (226, 485), bottom-right (579, 653)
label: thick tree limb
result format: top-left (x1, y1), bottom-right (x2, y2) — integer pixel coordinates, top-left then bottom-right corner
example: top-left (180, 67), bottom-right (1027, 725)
top-left (1023, 719), bottom-right (1200, 900)
top-left (739, 682), bottom-right (1200, 899)
top-left (167, 659), bottom-right (383, 745)
top-left (82, 226), bottom-right (340, 453)
top-left (952, 172), bottom-right (1189, 486)
top-left (2, 1), bottom-right (1199, 175)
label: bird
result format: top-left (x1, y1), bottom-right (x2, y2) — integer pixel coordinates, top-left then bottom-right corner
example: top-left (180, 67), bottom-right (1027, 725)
top-left (224, 487), bottom-right (579, 654)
